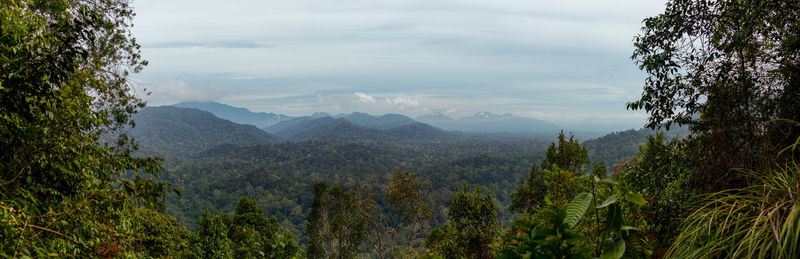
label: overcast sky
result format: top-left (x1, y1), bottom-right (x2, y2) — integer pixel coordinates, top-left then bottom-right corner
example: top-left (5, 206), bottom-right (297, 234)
top-left (131, 0), bottom-right (667, 131)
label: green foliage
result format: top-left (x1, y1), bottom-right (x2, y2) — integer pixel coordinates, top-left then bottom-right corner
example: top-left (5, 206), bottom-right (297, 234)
top-left (187, 197), bottom-right (299, 258)
top-left (501, 177), bottom-right (649, 259)
top-left (499, 204), bottom-right (591, 259)
top-left (194, 211), bottom-right (233, 258)
top-left (431, 183), bottom-right (499, 259)
top-left (629, 0), bottom-right (800, 191)
top-left (304, 182), bottom-right (369, 259)
top-left (509, 164), bottom-right (593, 215)
top-left (130, 207), bottom-right (192, 257)
top-left (510, 132), bottom-right (596, 215)
top-left (668, 162), bottom-right (800, 259)
top-left (164, 139), bottom-right (542, 238)
top-left (387, 169), bottom-right (432, 249)
top-left (0, 0), bottom-right (175, 256)
top-left (541, 131), bottom-right (590, 173)
top-left (619, 133), bottom-right (692, 253)
top-left (564, 192), bottom-right (593, 228)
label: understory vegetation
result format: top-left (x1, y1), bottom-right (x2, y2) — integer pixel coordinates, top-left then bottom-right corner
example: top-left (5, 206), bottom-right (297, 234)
top-left (2, 0), bottom-right (799, 258)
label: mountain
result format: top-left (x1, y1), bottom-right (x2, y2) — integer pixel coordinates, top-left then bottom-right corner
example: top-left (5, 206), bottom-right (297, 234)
top-left (128, 106), bottom-right (282, 156)
top-left (340, 112), bottom-right (418, 129)
top-left (387, 123), bottom-right (453, 141)
top-left (416, 112), bottom-right (561, 134)
top-left (416, 112), bottom-right (454, 121)
top-left (265, 115), bottom-right (453, 142)
top-left (267, 117), bottom-right (392, 142)
top-left (173, 101), bottom-right (293, 128)
top-left (296, 119), bottom-right (397, 142)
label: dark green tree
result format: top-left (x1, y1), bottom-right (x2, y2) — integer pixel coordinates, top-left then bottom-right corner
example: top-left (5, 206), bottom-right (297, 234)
top-left (193, 211), bottom-right (233, 259)
top-left (230, 197), bottom-right (284, 258)
top-left (541, 131), bottom-right (590, 173)
top-left (304, 182), bottom-right (368, 259)
top-left (629, 0), bottom-right (800, 191)
top-left (387, 169), bottom-right (432, 249)
top-left (510, 132), bottom-right (593, 214)
top-left (130, 207), bottom-right (192, 257)
top-left (0, 0), bottom-right (171, 256)
top-left (305, 182), bottom-right (329, 258)
top-left (447, 183), bottom-right (499, 259)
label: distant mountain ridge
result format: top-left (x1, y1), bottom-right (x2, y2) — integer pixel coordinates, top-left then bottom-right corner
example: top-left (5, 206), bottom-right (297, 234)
top-left (129, 106), bottom-right (281, 156)
top-left (174, 101), bottom-right (293, 128)
top-left (264, 114), bottom-right (452, 142)
top-left (172, 102), bottom-right (562, 134)
top-left (416, 112), bottom-right (561, 134)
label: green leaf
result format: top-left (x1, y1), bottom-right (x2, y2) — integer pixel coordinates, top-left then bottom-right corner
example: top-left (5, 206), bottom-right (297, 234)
top-left (598, 178), bottom-right (619, 185)
top-left (620, 225), bottom-right (637, 231)
top-left (605, 204), bottom-right (623, 232)
top-left (600, 237), bottom-right (626, 259)
top-left (624, 192), bottom-right (647, 206)
top-left (596, 194), bottom-right (618, 209)
top-left (564, 192), bottom-right (592, 228)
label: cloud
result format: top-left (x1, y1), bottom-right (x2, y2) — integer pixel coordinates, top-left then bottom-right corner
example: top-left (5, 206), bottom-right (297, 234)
top-left (386, 96), bottom-right (420, 109)
top-left (151, 80), bottom-right (229, 103)
top-left (354, 92), bottom-right (376, 103)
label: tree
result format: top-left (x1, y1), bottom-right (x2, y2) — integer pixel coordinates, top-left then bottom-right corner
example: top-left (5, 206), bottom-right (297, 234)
top-left (447, 183), bottom-right (499, 259)
top-left (353, 189), bottom-right (389, 259)
top-left (619, 134), bottom-right (692, 253)
top-left (541, 131), bottom-right (590, 173)
top-left (0, 0), bottom-right (170, 256)
top-left (386, 169), bottom-right (432, 250)
top-left (130, 207), bottom-right (192, 257)
top-left (629, 0), bottom-right (800, 191)
top-left (510, 132), bottom-right (593, 214)
top-left (193, 211), bottom-right (233, 259)
top-left (304, 182), bottom-right (368, 259)
top-left (230, 197), bottom-right (284, 258)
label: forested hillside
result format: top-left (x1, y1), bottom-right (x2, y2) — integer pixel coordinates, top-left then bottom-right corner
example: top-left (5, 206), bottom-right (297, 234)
top-left (582, 127), bottom-right (689, 165)
top-left (129, 106), bottom-right (282, 157)
top-left (174, 101), bottom-right (294, 128)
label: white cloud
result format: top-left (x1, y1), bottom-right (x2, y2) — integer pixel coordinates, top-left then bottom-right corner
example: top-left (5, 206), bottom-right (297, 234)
top-left (354, 92), bottom-right (376, 103)
top-left (386, 96), bottom-right (420, 109)
top-left (149, 80), bottom-right (229, 104)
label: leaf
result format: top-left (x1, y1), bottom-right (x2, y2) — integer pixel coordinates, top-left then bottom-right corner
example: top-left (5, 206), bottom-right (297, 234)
top-left (597, 178), bottom-right (619, 185)
top-left (620, 225), bottom-right (637, 231)
top-left (600, 237), bottom-right (626, 259)
top-left (564, 192), bottom-right (592, 228)
top-left (624, 192), bottom-right (647, 206)
top-left (605, 204), bottom-right (623, 232)
top-left (596, 194), bottom-right (618, 209)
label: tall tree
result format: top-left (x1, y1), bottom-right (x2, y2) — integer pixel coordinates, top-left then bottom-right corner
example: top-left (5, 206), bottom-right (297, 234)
top-left (0, 0), bottom-right (170, 256)
top-left (629, 0), bottom-right (800, 191)
top-left (448, 183), bottom-right (499, 259)
top-left (510, 132), bottom-right (593, 214)
top-left (541, 131), bottom-right (590, 173)
top-left (386, 169), bottom-right (432, 250)
top-left (304, 182), bottom-right (368, 259)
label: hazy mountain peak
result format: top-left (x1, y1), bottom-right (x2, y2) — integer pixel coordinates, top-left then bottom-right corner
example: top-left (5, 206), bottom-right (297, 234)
top-left (311, 112), bottom-right (332, 118)
top-left (173, 101), bottom-right (292, 128)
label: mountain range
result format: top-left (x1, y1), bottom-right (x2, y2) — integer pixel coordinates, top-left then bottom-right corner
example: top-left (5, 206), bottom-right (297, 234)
top-left (174, 101), bottom-right (293, 128)
top-left (415, 111), bottom-right (561, 134)
top-left (128, 106), bottom-right (281, 156)
top-left (171, 101), bottom-right (563, 135)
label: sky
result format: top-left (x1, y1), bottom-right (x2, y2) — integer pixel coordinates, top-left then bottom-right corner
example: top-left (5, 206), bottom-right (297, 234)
top-left (131, 0), bottom-right (668, 131)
